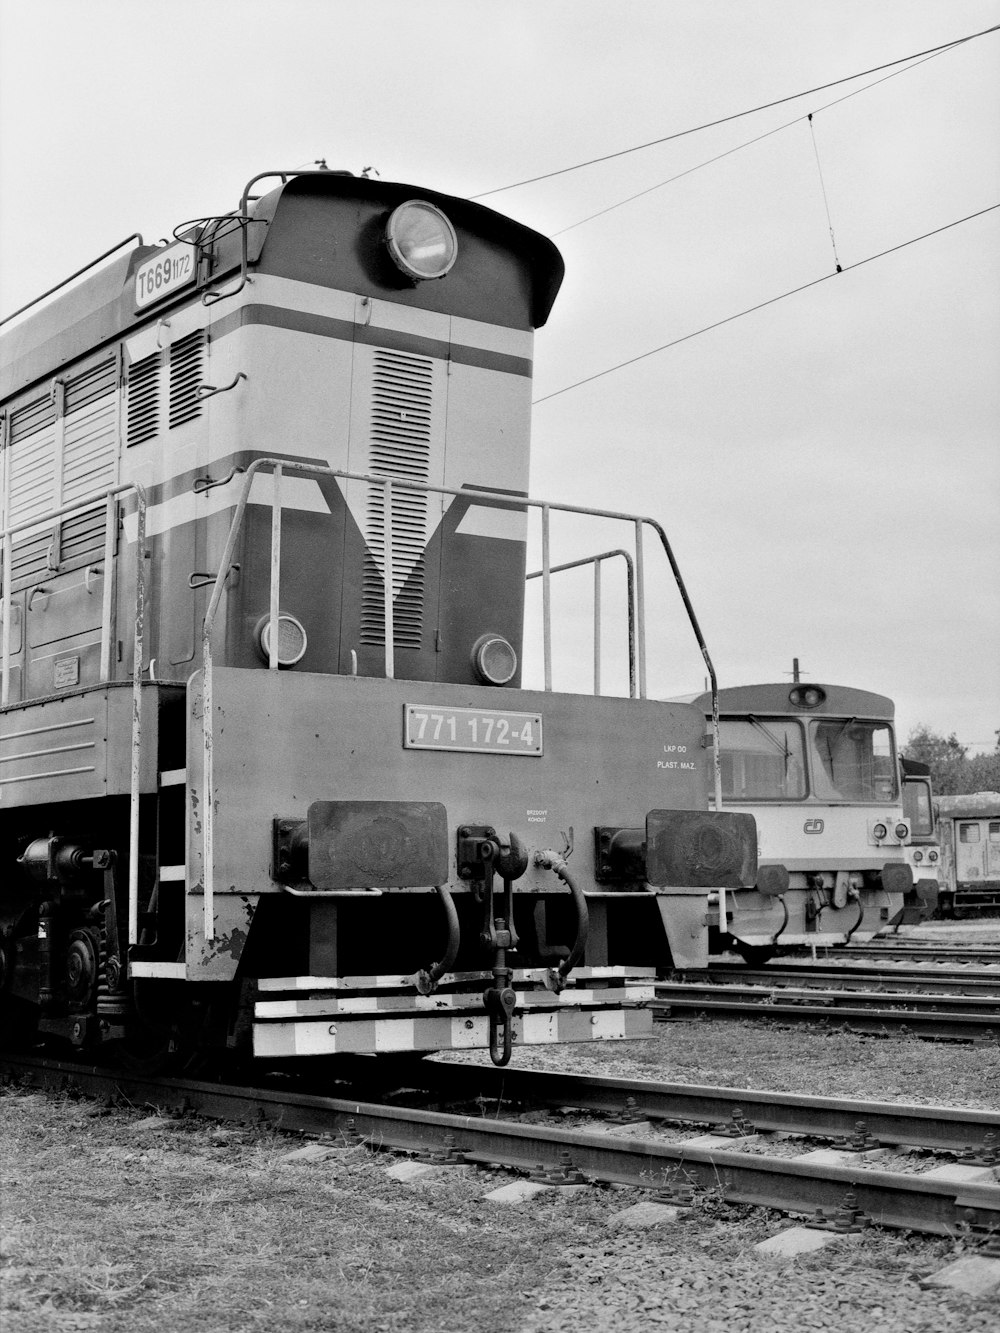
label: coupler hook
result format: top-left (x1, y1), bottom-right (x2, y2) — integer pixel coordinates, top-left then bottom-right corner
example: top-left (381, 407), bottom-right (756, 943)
top-left (458, 827), bottom-right (528, 1067)
top-left (480, 862), bottom-right (520, 1067)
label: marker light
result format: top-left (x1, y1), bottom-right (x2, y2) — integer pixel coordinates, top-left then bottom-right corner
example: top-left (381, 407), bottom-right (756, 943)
top-left (872, 822), bottom-right (888, 841)
top-left (928, 850), bottom-right (939, 863)
top-left (472, 634), bottom-right (517, 686)
top-left (256, 614), bottom-right (308, 667)
top-left (913, 850), bottom-right (924, 862)
top-left (385, 201), bottom-right (458, 280)
top-left (789, 685), bottom-right (826, 709)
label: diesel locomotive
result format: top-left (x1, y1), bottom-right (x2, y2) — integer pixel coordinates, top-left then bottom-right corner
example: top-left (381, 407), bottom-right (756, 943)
top-left (0, 168), bottom-right (756, 1066)
top-left (685, 681), bottom-right (922, 961)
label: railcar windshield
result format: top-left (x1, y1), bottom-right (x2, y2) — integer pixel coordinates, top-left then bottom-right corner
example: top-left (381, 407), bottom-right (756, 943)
top-left (902, 778), bottom-right (934, 835)
top-left (809, 719), bottom-right (896, 801)
top-left (717, 718), bottom-right (807, 800)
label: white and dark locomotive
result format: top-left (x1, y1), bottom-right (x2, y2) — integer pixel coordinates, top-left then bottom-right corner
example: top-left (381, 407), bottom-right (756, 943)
top-left (0, 168), bottom-right (755, 1066)
top-left (685, 682), bottom-right (922, 962)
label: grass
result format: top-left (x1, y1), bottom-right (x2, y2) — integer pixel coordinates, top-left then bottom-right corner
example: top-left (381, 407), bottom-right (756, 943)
top-left (3, 1017), bottom-right (1000, 1333)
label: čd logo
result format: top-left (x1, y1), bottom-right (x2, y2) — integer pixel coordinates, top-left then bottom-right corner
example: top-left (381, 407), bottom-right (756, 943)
top-left (804, 818), bottom-right (825, 834)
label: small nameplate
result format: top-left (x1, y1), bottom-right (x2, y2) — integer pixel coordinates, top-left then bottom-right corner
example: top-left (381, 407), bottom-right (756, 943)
top-left (403, 704), bottom-right (542, 756)
top-left (53, 656), bottom-right (80, 688)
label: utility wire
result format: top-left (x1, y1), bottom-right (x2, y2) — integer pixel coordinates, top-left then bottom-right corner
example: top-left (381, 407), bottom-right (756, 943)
top-left (532, 204), bottom-right (1000, 405)
top-left (808, 113), bottom-right (842, 272)
top-left (551, 45), bottom-right (947, 238)
top-left (473, 23), bottom-right (1000, 199)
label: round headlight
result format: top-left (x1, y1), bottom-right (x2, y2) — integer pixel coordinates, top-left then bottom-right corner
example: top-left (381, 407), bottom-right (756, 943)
top-left (928, 850), bottom-right (939, 863)
top-left (385, 200), bottom-right (457, 280)
top-left (472, 634), bottom-right (517, 686)
top-left (894, 822), bottom-right (909, 841)
top-left (789, 685), bottom-right (826, 709)
top-left (913, 850), bottom-right (923, 862)
top-left (872, 822), bottom-right (888, 841)
top-left (256, 613), bottom-right (307, 667)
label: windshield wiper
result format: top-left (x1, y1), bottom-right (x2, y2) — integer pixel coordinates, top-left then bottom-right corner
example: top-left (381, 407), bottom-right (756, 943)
top-left (747, 714), bottom-right (792, 763)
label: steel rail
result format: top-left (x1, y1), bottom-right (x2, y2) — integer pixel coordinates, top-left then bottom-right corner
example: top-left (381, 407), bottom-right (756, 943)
top-left (407, 1061), bottom-right (999, 1157)
top-left (702, 963), bottom-right (1000, 998)
top-left (3, 1053), bottom-right (998, 1237)
top-left (653, 992), bottom-right (1000, 1040)
top-left (833, 942), bottom-right (1000, 964)
top-left (657, 980), bottom-right (1000, 1015)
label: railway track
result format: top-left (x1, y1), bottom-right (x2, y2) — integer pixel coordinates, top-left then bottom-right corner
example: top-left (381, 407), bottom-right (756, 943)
top-left (3, 1052), bottom-right (999, 1239)
top-left (652, 943), bottom-right (1000, 1040)
top-left (653, 982), bottom-right (1000, 1041)
top-left (800, 940), bottom-right (1000, 967)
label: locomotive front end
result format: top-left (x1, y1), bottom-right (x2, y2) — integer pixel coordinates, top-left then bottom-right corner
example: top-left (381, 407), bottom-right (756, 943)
top-left (0, 169), bottom-right (755, 1067)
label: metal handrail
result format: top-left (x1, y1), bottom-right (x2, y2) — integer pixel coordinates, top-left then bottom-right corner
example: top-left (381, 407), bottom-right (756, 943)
top-left (0, 482), bottom-right (147, 945)
top-left (0, 235), bottom-right (144, 328)
top-left (198, 457), bottom-right (723, 939)
top-left (527, 548), bottom-right (636, 698)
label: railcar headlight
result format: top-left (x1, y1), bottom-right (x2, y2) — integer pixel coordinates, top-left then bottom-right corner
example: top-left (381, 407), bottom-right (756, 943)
top-left (255, 613), bottom-right (308, 667)
top-left (928, 850), bottom-right (939, 863)
top-left (472, 634), bottom-right (517, 686)
top-left (872, 822), bottom-right (888, 841)
top-left (913, 850), bottom-right (924, 862)
top-left (385, 200), bottom-right (458, 280)
top-left (894, 822), bottom-right (910, 841)
top-left (789, 685), bottom-right (826, 708)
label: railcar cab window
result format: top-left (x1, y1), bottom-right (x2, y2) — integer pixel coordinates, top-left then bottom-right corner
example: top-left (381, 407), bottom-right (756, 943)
top-left (809, 720), bottom-right (896, 802)
top-left (902, 779), bottom-right (934, 836)
top-left (716, 718), bottom-right (806, 800)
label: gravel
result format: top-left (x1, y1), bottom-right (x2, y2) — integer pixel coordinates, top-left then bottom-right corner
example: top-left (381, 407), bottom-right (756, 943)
top-left (3, 1013), bottom-right (999, 1333)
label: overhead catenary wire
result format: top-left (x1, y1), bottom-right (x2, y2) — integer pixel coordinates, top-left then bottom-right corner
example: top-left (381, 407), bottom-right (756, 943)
top-left (532, 204), bottom-right (1000, 405)
top-left (550, 44), bottom-right (950, 239)
top-left (473, 23), bottom-right (1000, 200)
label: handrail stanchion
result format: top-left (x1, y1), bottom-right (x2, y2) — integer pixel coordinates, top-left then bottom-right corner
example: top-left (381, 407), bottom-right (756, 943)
top-left (383, 477), bottom-right (395, 679)
top-left (128, 484), bottom-right (147, 946)
top-left (1, 532), bottom-right (11, 707)
top-left (99, 495), bottom-right (115, 682)
top-left (541, 504), bottom-right (552, 692)
top-left (593, 559), bottom-right (601, 696)
top-left (526, 549), bottom-right (635, 698)
top-left (634, 519), bottom-right (647, 699)
top-left (200, 465), bottom-right (262, 943)
top-left (269, 464), bottom-right (282, 670)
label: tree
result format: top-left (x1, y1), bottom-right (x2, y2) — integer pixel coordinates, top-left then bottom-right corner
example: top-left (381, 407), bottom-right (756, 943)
top-left (903, 725), bottom-right (1000, 796)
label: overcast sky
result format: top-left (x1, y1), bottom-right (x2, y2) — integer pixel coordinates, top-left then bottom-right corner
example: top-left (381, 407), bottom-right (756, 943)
top-left (1, 1), bottom-right (997, 751)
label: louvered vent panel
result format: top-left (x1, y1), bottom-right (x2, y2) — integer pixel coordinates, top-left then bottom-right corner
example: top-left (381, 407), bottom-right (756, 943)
top-left (7, 403), bottom-right (57, 587)
top-left (360, 349), bottom-right (433, 649)
top-left (62, 396), bottom-right (117, 506)
top-left (60, 508), bottom-right (107, 566)
top-left (169, 330), bottom-right (206, 428)
top-left (64, 358), bottom-right (116, 414)
top-left (127, 351), bottom-right (161, 445)
top-left (8, 418), bottom-right (56, 526)
top-left (9, 396), bottom-right (56, 443)
top-left (10, 532), bottom-right (51, 585)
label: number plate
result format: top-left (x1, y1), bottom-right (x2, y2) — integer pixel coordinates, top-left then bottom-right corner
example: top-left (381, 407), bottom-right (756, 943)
top-left (134, 241), bottom-right (197, 309)
top-left (404, 704), bottom-right (542, 756)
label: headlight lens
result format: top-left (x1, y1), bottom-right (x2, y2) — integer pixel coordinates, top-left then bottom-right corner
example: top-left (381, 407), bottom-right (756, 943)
top-left (386, 200), bottom-right (458, 280)
top-left (895, 822), bottom-right (909, 841)
top-left (257, 614), bottom-right (308, 667)
top-left (472, 634), bottom-right (517, 686)
top-left (928, 850), bottom-right (939, 863)
top-left (913, 850), bottom-right (923, 862)
top-left (872, 822), bottom-right (888, 841)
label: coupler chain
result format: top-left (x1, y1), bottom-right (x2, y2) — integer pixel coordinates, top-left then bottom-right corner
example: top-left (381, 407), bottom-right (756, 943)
top-left (457, 827), bottom-right (528, 1067)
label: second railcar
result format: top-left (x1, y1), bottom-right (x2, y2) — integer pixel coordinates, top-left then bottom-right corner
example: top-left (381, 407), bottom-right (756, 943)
top-left (686, 682), bottom-right (914, 958)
